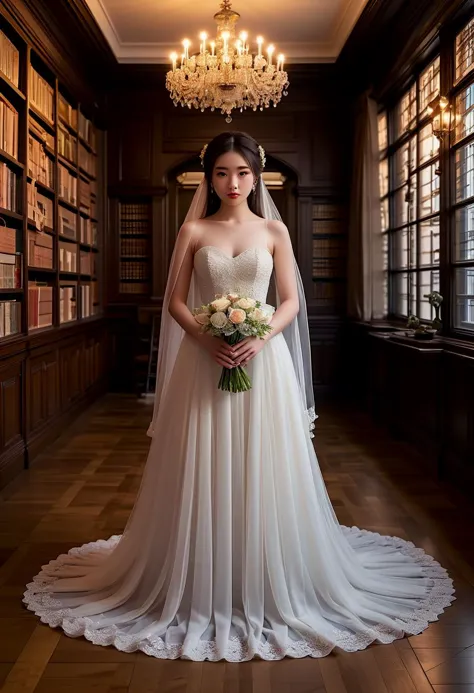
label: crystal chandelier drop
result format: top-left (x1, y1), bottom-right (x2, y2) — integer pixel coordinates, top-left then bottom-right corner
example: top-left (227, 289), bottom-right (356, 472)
top-left (165, 0), bottom-right (289, 123)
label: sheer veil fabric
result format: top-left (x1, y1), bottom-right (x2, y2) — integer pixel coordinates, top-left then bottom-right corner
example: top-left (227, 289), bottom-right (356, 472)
top-left (147, 179), bottom-right (317, 440)
top-left (22, 178), bottom-right (455, 663)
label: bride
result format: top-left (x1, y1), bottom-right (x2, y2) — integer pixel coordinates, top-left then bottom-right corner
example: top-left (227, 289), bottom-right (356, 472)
top-left (24, 131), bottom-right (455, 662)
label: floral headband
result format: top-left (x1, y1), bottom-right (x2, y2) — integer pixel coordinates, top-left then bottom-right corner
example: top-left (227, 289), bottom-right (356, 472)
top-left (199, 143), bottom-right (266, 170)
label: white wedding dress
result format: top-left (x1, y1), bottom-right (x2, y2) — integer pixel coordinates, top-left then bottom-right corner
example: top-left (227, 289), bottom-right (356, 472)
top-left (23, 245), bottom-right (455, 662)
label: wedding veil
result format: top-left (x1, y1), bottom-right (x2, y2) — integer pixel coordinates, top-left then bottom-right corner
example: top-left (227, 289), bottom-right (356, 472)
top-left (147, 178), bottom-right (317, 439)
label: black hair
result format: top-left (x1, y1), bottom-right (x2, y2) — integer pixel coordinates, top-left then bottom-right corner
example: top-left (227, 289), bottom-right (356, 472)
top-left (201, 131), bottom-right (264, 217)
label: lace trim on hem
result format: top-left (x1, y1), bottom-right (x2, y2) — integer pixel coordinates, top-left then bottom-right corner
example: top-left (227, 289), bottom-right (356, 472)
top-left (22, 526), bottom-right (455, 662)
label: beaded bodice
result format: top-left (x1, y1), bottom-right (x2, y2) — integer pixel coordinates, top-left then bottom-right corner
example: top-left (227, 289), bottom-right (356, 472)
top-left (193, 246), bottom-right (274, 303)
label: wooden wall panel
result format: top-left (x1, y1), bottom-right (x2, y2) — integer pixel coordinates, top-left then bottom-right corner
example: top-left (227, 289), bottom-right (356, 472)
top-left (0, 363), bottom-right (22, 451)
top-left (0, 322), bottom-right (109, 489)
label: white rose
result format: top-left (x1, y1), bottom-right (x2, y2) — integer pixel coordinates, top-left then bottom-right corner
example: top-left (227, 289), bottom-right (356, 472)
top-left (210, 311), bottom-right (228, 328)
top-left (249, 308), bottom-right (266, 322)
top-left (194, 313), bottom-right (211, 325)
top-left (211, 297), bottom-right (231, 312)
top-left (226, 292), bottom-right (240, 302)
top-left (235, 297), bottom-right (256, 310)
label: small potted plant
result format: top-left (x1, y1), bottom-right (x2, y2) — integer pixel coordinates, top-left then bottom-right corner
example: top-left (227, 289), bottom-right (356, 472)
top-left (405, 314), bottom-right (436, 340)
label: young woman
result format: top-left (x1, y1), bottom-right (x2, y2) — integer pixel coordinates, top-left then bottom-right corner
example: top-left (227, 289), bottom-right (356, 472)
top-left (24, 132), bottom-right (454, 662)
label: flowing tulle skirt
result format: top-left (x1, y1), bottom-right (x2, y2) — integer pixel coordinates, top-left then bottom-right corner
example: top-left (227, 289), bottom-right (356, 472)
top-left (23, 332), bottom-right (455, 661)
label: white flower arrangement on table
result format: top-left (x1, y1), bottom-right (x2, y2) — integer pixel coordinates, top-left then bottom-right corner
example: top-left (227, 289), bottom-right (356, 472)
top-left (192, 292), bottom-right (275, 393)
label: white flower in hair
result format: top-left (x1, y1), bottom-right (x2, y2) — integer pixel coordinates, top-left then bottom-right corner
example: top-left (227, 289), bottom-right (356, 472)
top-left (258, 145), bottom-right (266, 170)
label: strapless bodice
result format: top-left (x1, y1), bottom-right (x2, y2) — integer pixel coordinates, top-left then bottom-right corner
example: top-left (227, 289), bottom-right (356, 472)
top-left (193, 245), bottom-right (274, 303)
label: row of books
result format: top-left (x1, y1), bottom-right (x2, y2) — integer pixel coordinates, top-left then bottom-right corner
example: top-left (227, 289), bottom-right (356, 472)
top-left (58, 206), bottom-right (76, 239)
top-left (78, 113), bottom-right (97, 151)
top-left (58, 126), bottom-right (77, 164)
top-left (29, 119), bottom-right (55, 152)
top-left (58, 164), bottom-right (77, 205)
top-left (0, 225), bottom-right (16, 254)
top-left (79, 217), bottom-right (97, 246)
top-left (79, 178), bottom-right (96, 217)
top-left (120, 260), bottom-right (149, 280)
top-left (28, 230), bottom-right (53, 269)
top-left (79, 251), bottom-right (96, 276)
top-left (29, 66), bottom-right (54, 123)
top-left (59, 242), bottom-right (77, 272)
top-left (79, 144), bottom-right (96, 178)
top-left (119, 281), bottom-right (150, 294)
top-left (28, 134), bottom-right (54, 187)
top-left (0, 97), bottom-right (18, 158)
top-left (28, 282), bottom-right (53, 329)
top-left (0, 300), bottom-right (20, 336)
top-left (120, 237), bottom-right (148, 257)
top-left (80, 282), bottom-right (99, 317)
top-left (0, 31), bottom-right (20, 88)
top-left (59, 284), bottom-right (76, 323)
top-left (0, 163), bottom-right (18, 212)
top-left (313, 219), bottom-right (344, 235)
top-left (58, 95), bottom-right (77, 131)
top-left (0, 252), bottom-right (21, 288)
top-left (27, 182), bottom-right (53, 230)
top-left (312, 281), bottom-right (345, 311)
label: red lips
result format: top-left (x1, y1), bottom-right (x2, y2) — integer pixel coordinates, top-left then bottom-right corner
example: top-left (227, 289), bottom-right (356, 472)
top-left (227, 193), bottom-right (240, 198)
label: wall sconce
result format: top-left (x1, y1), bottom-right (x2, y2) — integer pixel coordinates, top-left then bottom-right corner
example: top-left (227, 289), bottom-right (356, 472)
top-left (425, 95), bottom-right (459, 174)
top-left (426, 96), bottom-right (456, 141)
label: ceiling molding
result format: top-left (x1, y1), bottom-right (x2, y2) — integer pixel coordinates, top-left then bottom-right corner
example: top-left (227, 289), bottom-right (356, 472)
top-left (83, 0), bottom-right (370, 64)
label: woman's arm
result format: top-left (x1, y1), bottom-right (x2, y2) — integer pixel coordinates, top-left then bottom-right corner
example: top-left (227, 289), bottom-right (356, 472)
top-left (168, 222), bottom-right (203, 341)
top-left (262, 219), bottom-right (299, 342)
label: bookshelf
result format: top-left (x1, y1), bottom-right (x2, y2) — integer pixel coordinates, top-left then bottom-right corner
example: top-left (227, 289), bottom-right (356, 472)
top-left (0, 18), bottom-right (102, 338)
top-left (118, 199), bottom-right (151, 295)
top-left (312, 203), bottom-right (346, 315)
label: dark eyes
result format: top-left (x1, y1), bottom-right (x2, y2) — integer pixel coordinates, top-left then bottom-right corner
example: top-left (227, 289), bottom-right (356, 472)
top-left (216, 171), bottom-right (250, 177)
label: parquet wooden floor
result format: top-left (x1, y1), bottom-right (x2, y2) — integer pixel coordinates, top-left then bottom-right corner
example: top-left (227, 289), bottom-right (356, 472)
top-left (0, 393), bottom-right (473, 693)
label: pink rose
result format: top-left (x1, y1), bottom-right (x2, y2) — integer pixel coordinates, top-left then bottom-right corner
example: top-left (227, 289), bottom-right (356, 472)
top-left (229, 308), bottom-right (246, 324)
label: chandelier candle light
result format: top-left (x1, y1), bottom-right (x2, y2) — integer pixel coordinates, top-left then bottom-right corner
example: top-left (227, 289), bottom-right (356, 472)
top-left (166, 0), bottom-right (289, 122)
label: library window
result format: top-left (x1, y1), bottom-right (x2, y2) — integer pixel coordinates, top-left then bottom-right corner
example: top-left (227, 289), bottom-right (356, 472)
top-left (379, 56), bottom-right (441, 323)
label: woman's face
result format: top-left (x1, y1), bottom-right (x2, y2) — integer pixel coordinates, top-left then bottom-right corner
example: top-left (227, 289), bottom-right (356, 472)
top-left (211, 150), bottom-right (256, 207)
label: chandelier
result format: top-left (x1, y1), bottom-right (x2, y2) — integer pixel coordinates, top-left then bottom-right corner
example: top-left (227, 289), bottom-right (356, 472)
top-left (165, 0), bottom-right (289, 123)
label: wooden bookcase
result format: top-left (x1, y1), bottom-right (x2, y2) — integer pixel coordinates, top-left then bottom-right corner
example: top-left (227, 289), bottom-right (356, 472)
top-left (118, 199), bottom-right (151, 296)
top-left (312, 202), bottom-right (346, 315)
top-left (0, 17), bottom-right (102, 341)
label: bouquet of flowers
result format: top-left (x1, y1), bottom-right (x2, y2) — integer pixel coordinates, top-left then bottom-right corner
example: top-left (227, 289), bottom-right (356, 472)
top-left (192, 292), bottom-right (275, 393)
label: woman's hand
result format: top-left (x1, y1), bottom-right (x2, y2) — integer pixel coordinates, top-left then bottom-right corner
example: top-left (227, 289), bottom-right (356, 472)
top-left (229, 335), bottom-right (269, 367)
top-left (198, 333), bottom-right (238, 368)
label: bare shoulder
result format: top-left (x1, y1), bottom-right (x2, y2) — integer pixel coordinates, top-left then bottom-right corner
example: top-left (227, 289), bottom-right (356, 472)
top-left (266, 219), bottom-right (289, 236)
top-left (265, 219), bottom-right (291, 254)
top-left (177, 220), bottom-right (202, 250)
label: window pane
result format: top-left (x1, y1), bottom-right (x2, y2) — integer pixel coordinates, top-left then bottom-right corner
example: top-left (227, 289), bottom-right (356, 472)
top-left (394, 179), bottom-right (417, 227)
top-left (455, 142), bottom-right (474, 202)
top-left (419, 269), bottom-right (440, 320)
top-left (419, 57), bottom-right (440, 113)
top-left (392, 227), bottom-right (416, 270)
top-left (454, 83), bottom-right (474, 143)
top-left (382, 233), bottom-right (388, 271)
top-left (420, 217), bottom-right (440, 266)
top-left (455, 267), bottom-right (474, 330)
top-left (378, 112), bottom-right (388, 151)
top-left (419, 122), bottom-right (440, 164)
top-left (381, 198), bottom-right (389, 232)
top-left (393, 272), bottom-right (416, 317)
top-left (395, 85), bottom-right (416, 139)
top-left (379, 159), bottom-right (388, 197)
top-left (394, 137), bottom-right (416, 187)
top-left (454, 203), bottom-right (474, 262)
top-left (419, 164), bottom-right (440, 218)
top-left (456, 17), bottom-right (474, 82)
